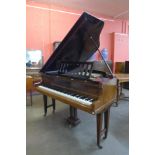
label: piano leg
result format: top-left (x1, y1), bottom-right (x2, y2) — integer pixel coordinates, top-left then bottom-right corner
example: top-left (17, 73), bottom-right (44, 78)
top-left (43, 95), bottom-right (56, 116)
top-left (96, 107), bottom-right (110, 149)
top-left (103, 108), bottom-right (110, 139)
top-left (67, 106), bottom-right (80, 127)
top-left (52, 98), bottom-right (56, 112)
top-left (96, 112), bottom-right (103, 149)
top-left (43, 95), bottom-right (47, 116)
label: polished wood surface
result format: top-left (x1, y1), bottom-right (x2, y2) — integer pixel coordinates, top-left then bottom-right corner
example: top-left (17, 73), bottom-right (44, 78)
top-left (34, 75), bottom-right (116, 148)
top-left (26, 67), bottom-right (41, 78)
top-left (35, 75), bottom-right (117, 114)
top-left (115, 62), bottom-right (125, 73)
top-left (115, 73), bottom-right (129, 83)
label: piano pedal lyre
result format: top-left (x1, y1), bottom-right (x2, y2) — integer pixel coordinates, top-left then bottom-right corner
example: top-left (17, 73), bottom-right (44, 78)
top-left (66, 106), bottom-right (81, 127)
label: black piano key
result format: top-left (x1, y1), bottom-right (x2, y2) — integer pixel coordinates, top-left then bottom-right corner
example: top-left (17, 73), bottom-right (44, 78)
top-left (75, 95), bottom-right (80, 97)
top-left (71, 93), bottom-right (77, 96)
top-left (80, 96), bottom-right (86, 99)
top-left (84, 98), bottom-right (91, 101)
top-left (78, 96), bottom-right (85, 99)
top-left (69, 93), bottom-right (75, 96)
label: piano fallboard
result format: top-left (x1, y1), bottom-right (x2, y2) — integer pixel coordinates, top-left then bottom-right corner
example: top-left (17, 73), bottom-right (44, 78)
top-left (42, 74), bottom-right (101, 99)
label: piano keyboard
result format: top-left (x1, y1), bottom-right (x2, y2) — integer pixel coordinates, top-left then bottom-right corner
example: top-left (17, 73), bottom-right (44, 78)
top-left (38, 85), bottom-right (94, 105)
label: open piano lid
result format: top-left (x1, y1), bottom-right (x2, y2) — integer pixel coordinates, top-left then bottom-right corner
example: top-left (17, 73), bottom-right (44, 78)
top-left (40, 12), bottom-right (104, 73)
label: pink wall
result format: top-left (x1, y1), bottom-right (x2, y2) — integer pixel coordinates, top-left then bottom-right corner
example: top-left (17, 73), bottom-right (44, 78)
top-left (112, 33), bottom-right (129, 71)
top-left (26, 1), bottom-right (129, 65)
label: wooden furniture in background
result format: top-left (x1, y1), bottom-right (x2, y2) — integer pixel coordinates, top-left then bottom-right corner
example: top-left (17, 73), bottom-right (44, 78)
top-left (124, 61), bottom-right (129, 89)
top-left (26, 67), bottom-right (41, 78)
top-left (26, 76), bottom-right (42, 106)
top-left (26, 76), bottom-right (34, 106)
top-left (26, 67), bottom-right (41, 103)
top-left (115, 62), bottom-right (125, 73)
top-left (114, 61), bottom-right (129, 106)
top-left (115, 62), bottom-right (125, 98)
top-left (115, 73), bottom-right (129, 106)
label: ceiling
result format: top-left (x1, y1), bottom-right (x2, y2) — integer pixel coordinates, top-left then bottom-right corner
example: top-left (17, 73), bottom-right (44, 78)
top-left (27, 0), bottom-right (129, 20)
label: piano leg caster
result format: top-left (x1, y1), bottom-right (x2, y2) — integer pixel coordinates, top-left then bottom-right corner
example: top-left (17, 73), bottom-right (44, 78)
top-left (97, 144), bottom-right (103, 149)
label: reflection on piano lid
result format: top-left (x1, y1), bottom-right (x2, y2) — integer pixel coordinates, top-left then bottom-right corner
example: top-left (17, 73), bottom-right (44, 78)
top-left (40, 12), bottom-right (104, 76)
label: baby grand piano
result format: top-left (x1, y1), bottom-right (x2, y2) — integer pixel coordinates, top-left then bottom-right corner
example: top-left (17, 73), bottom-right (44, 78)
top-left (34, 12), bottom-right (117, 149)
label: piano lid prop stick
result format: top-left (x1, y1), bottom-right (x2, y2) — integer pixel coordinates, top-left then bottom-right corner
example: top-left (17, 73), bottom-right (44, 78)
top-left (89, 36), bottom-right (113, 78)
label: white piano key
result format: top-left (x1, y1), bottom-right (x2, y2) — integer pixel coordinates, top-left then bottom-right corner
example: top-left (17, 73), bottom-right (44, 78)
top-left (38, 85), bottom-right (93, 105)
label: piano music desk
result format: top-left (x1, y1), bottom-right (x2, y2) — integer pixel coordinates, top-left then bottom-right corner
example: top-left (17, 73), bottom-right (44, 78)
top-left (114, 73), bottom-right (129, 106)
